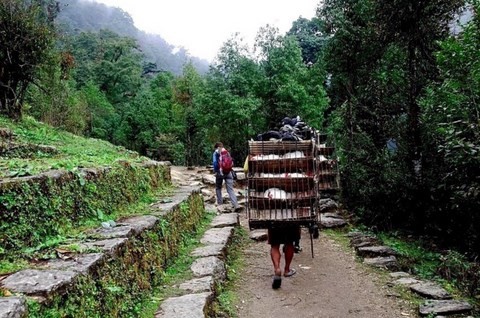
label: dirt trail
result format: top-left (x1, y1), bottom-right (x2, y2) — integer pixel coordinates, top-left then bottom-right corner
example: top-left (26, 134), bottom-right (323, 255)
top-left (234, 224), bottom-right (416, 318)
top-left (171, 166), bottom-right (416, 318)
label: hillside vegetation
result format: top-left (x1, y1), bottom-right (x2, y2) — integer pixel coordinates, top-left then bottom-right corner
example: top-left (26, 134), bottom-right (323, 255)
top-left (56, 0), bottom-right (209, 76)
top-left (0, 116), bottom-right (170, 274)
top-left (0, 116), bottom-right (141, 178)
top-left (0, 0), bottom-right (478, 300)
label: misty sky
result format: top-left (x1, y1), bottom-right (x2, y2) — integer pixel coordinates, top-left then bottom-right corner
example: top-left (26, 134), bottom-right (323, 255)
top-left (93, 0), bottom-right (319, 62)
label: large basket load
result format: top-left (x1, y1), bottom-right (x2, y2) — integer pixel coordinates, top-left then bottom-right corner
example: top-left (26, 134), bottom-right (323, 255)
top-left (246, 116), bottom-right (328, 230)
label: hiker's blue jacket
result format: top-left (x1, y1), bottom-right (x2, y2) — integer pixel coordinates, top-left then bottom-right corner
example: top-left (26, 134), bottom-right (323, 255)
top-left (212, 149), bottom-right (220, 173)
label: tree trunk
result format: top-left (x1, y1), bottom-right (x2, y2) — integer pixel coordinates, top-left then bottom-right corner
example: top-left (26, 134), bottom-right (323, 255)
top-left (407, 39), bottom-right (428, 232)
top-left (407, 41), bottom-right (422, 181)
top-left (0, 80), bottom-right (22, 120)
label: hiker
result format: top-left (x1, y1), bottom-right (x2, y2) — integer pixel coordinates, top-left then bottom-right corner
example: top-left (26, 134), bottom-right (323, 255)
top-left (269, 225), bottom-right (300, 289)
top-left (212, 142), bottom-right (240, 211)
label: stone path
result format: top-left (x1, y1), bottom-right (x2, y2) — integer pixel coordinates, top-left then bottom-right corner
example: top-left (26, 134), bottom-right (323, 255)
top-left (153, 206), bottom-right (240, 317)
top-left (2, 165), bottom-right (475, 317)
top-left (347, 232), bottom-right (474, 317)
top-left (170, 168), bottom-right (471, 318)
top-left (0, 183), bottom-right (204, 318)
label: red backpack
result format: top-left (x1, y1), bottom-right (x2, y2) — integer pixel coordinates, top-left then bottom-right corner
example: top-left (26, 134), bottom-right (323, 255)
top-left (220, 149), bottom-right (233, 174)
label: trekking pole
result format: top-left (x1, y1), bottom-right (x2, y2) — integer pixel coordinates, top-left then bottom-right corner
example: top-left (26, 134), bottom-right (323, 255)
top-left (310, 230), bottom-right (314, 258)
top-left (308, 220), bottom-right (319, 258)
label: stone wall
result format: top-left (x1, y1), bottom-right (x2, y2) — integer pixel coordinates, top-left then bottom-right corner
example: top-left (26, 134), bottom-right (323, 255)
top-left (0, 161), bottom-right (170, 257)
top-left (1, 186), bottom-right (205, 317)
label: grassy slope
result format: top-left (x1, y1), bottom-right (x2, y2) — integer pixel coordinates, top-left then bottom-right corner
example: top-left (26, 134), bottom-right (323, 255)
top-left (0, 116), bottom-right (145, 178)
top-left (0, 115), bottom-right (170, 274)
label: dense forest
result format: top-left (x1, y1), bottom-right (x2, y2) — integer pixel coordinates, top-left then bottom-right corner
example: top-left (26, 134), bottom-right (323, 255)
top-left (55, 0), bottom-right (209, 76)
top-left (0, 0), bottom-right (478, 282)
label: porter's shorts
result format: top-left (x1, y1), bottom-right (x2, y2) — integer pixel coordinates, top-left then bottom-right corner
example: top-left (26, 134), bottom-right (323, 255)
top-left (267, 225), bottom-right (301, 245)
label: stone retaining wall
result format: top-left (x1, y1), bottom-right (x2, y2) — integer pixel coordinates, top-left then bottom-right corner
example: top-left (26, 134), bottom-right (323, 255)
top-left (0, 161), bottom-right (170, 256)
top-left (0, 186), bottom-right (205, 318)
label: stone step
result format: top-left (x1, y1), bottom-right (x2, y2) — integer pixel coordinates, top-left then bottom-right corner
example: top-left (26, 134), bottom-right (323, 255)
top-left (154, 293), bottom-right (213, 318)
top-left (419, 300), bottom-right (472, 316)
top-left (178, 276), bottom-right (215, 294)
top-left (191, 244), bottom-right (226, 258)
top-left (350, 235), bottom-right (380, 248)
top-left (363, 256), bottom-right (398, 269)
top-left (318, 198), bottom-right (339, 212)
top-left (389, 271), bottom-right (411, 279)
top-left (210, 213), bottom-right (239, 228)
top-left (0, 186), bottom-right (205, 317)
top-left (1, 269), bottom-right (77, 300)
top-left (391, 277), bottom-right (422, 287)
top-left (410, 282), bottom-right (452, 300)
top-left (356, 245), bottom-right (398, 258)
top-left (0, 297), bottom-right (27, 318)
top-left (321, 212), bottom-right (343, 219)
top-left (200, 227), bottom-right (234, 245)
top-left (191, 257), bottom-right (226, 280)
top-left (154, 201), bottom-right (240, 317)
top-left (320, 214), bottom-right (347, 228)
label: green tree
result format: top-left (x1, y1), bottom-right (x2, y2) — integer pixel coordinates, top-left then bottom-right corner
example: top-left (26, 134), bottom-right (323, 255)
top-left (319, 0), bottom-right (466, 226)
top-left (70, 30), bottom-right (143, 105)
top-left (375, 0), bottom-right (465, 179)
top-left (0, 0), bottom-right (58, 119)
top-left (172, 63), bottom-right (205, 166)
top-left (150, 71), bottom-right (175, 134)
top-left (421, 3), bottom-right (480, 252)
top-left (26, 51), bottom-right (87, 134)
top-left (320, 0), bottom-right (381, 113)
top-left (201, 34), bottom-right (264, 161)
top-left (68, 29), bottom-right (147, 145)
top-left (80, 81), bottom-right (116, 139)
top-left (287, 17), bottom-right (327, 64)
top-left (318, 0), bottom-right (421, 228)
top-left (287, 15), bottom-right (331, 130)
top-left (147, 71), bottom-right (183, 161)
top-left (105, 71), bottom-right (177, 156)
top-left (256, 26), bottom-right (326, 128)
top-left (301, 60), bottom-right (330, 129)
